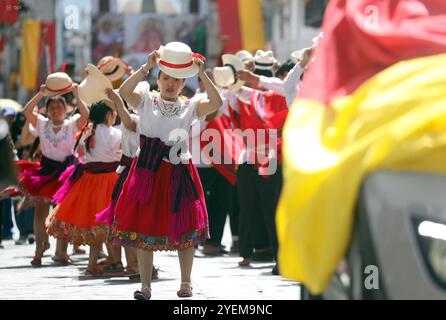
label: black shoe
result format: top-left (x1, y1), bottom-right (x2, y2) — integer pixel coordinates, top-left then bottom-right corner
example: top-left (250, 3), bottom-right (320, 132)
top-left (0, 244), bottom-right (3, 249)
top-left (219, 245), bottom-right (228, 255)
top-left (27, 234), bottom-right (35, 244)
top-left (272, 263), bottom-right (279, 275)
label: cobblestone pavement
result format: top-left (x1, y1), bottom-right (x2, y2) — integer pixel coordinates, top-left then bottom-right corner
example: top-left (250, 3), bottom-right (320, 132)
top-left (0, 223), bottom-right (301, 300)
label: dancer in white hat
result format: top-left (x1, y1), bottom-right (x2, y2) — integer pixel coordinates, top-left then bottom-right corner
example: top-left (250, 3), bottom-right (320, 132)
top-left (114, 41), bottom-right (222, 299)
top-left (237, 47), bottom-right (313, 108)
top-left (19, 72), bottom-right (89, 266)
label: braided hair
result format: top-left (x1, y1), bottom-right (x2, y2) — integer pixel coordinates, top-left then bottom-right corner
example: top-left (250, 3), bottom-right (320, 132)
top-left (73, 101), bottom-right (113, 154)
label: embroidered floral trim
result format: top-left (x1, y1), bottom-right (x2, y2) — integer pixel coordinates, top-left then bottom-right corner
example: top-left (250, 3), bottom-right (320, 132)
top-left (18, 187), bottom-right (54, 204)
top-left (47, 218), bottom-right (107, 245)
top-left (43, 120), bottom-right (69, 148)
top-left (111, 223), bottom-right (209, 251)
top-left (152, 92), bottom-right (191, 118)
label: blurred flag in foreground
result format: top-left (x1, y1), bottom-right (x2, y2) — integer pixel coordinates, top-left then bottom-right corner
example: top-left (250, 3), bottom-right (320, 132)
top-left (277, 0), bottom-right (446, 294)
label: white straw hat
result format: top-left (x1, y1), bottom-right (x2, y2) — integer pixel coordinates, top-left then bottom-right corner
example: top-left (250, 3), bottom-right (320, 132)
top-left (78, 64), bottom-right (113, 105)
top-left (291, 49), bottom-right (305, 64)
top-left (253, 50), bottom-right (276, 70)
top-left (97, 56), bottom-right (128, 82)
top-left (212, 54), bottom-right (245, 92)
top-left (43, 72), bottom-right (74, 97)
top-left (235, 50), bottom-right (254, 63)
top-left (157, 42), bottom-right (200, 79)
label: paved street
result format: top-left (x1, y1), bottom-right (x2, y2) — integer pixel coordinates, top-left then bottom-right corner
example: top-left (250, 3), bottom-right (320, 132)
top-left (0, 222), bottom-right (301, 300)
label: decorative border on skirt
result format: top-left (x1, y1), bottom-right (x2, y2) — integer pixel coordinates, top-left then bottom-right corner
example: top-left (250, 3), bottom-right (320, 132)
top-left (47, 219), bottom-right (107, 245)
top-left (112, 226), bottom-right (209, 251)
top-left (19, 187), bottom-right (54, 205)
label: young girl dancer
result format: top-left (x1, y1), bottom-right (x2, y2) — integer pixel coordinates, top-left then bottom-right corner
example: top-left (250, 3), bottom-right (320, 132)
top-left (113, 43), bottom-right (222, 299)
top-left (47, 101), bottom-right (122, 275)
top-left (20, 83), bottom-right (89, 266)
top-left (95, 89), bottom-right (140, 276)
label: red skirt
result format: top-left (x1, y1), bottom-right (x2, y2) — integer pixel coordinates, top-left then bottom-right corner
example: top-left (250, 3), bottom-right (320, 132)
top-left (16, 160), bottom-right (63, 203)
top-left (112, 158), bottom-right (209, 251)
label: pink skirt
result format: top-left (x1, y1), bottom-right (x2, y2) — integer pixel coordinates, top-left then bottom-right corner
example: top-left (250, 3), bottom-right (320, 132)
top-left (112, 158), bottom-right (209, 251)
top-left (17, 157), bottom-right (76, 204)
top-left (95, 162), bottom-right (132, 242)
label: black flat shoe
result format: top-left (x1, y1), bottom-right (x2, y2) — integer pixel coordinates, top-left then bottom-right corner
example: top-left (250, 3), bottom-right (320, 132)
top-left (134, 288), bottom-right (151, 300)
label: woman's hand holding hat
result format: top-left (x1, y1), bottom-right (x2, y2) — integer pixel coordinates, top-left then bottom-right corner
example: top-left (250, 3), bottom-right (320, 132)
top-left (39, 84), bottom-right (46, 96)
top-left (194, 57), bottom-right (205, 75)
top-left (71, 83), bottom-right (79, 96)
top-left (143, 50), bottom-right (160, 73)
top-left (105, 88), bottom-right (120, 102)
top-left (299, 47), bottom-right (314, 69)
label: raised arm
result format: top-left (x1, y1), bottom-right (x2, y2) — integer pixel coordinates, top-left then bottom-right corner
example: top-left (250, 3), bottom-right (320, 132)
top-left (105, 88), bottom-right (137, 132)
top-left (22, 85), bottom-right (46, 128)
top-left (119, 50), bottom-right (158, 108)
top-left (196, 59), bottom-right (223, 118)
top-left (72, 84), bottom-right (89, 130)
top-left (18, 119), bottom-right (36, 147)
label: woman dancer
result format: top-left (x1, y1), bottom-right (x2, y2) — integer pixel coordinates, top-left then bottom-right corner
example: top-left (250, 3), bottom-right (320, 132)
top-left (113, 43), bottom-right (222, 299)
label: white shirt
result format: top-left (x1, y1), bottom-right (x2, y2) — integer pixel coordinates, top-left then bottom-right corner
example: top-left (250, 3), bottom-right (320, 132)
top-left (33, 114), bottom-right (79, 162)
top-left (134, 81), bottom-right (204, 161)
top-left (84, 124), bottom-right (122, 163)
top-left (120, 115), bottom-right (140, 158)
top-left (258, 64), bottom-right (303, 108)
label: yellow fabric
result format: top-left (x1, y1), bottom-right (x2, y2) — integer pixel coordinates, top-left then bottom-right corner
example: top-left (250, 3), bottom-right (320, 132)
top-left (277, 53), bottom-right (446, 294)
top-left (238, 0), bottom-right (265, 52)
top-left (20, 20), bottom-right (40, 90)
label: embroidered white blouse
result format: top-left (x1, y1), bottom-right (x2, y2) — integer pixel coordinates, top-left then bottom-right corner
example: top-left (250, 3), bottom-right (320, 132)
top-left (32, 114), bottom-right (80, 162)
top-left (134, 81), bottom-right (204, 161)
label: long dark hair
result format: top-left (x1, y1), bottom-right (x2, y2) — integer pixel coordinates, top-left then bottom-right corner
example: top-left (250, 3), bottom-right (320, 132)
top-left (276, 59), bottom-right (296, 79)
top-left (73, 101), bottom-right (113, 154)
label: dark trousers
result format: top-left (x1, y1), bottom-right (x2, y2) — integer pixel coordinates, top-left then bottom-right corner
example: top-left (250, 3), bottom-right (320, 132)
top-left (14, 198), bottom-right (34, 237)
top-left (1, 199), bottom-right (13, 239)
top-left (0, 200), bottom-right (2, 244)
top-left (198, 167), bottom-right (232, 246)
top-left (228, 183), bottom-right (239, 238)
top-left (237, 164), bottom-right (282, 260)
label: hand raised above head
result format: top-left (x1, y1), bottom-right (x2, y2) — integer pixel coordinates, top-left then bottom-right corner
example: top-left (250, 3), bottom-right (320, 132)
top-left (193, 58), bottom-right (205, 74)
top-left (145, 50), bottom-right (160, 70)
top-left (39, 84), bottom-right (46, 95)
top-left (105, 88), bottom-right (120, 101)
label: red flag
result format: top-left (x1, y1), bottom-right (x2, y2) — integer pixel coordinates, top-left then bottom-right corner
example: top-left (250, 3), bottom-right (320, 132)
top-left (301, 0), bottom-right (446, 105)
top-left (38, 22), bottom-right (56, 79)
top-left (0, 0), bottom-right (19, 24)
